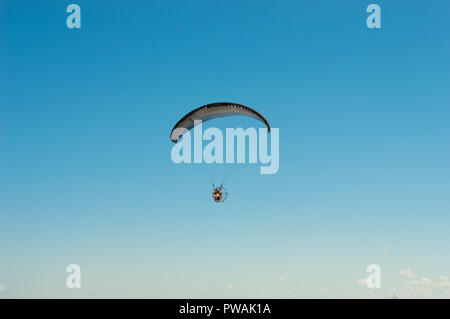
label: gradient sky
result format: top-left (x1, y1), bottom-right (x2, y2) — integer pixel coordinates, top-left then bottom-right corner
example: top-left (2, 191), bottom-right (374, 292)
top-left (1, 0), bottom-right (449, 298)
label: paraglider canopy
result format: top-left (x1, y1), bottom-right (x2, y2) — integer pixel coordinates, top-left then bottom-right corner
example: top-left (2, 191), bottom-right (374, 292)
top-left (170, 102), bottom-right (270, 143)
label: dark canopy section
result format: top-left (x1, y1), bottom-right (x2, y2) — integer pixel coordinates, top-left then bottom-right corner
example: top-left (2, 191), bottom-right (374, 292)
top-left (170, 102), bottom-right (270, 143)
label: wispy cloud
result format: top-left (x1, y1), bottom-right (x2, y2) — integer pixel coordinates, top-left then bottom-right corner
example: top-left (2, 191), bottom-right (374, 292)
top-left (397, 268), bottom-right (414, 279)
top-left (395, 269), bottom-right (450, 298)
top-left (356, 278), bottom-right (367, 287)
top-left (437, 276), bottom-right (450, 288)
top-left (319, 287), bottom-right (328, 294)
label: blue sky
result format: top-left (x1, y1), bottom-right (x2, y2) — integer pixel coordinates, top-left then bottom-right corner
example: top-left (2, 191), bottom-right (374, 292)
top-left (0, 0), bottom-right (449, 298)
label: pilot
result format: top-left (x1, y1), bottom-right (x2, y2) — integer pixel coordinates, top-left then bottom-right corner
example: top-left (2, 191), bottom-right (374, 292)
top-left (212, 185), bottom-right (225, 203)
top-left (212, 189), bottom-right (223, 202)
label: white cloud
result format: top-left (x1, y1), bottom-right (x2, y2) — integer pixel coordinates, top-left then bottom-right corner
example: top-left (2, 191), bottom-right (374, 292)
top-left (405, 279), bottom-right (424, 286)
top-left (437, 276), bottom-right (450, 288)
top-left (277, 275), bottom-right (284, 282)
top-left (319, 287), bottom-right (328, 294)
top-left (397, 269), bottom-right (414, 279)
top-left (395, 269), bottom-right (450, 298)
top-left (356, 278), bottom-right (367, 287)
top-left (0, 284), bottom-right (6, 293)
